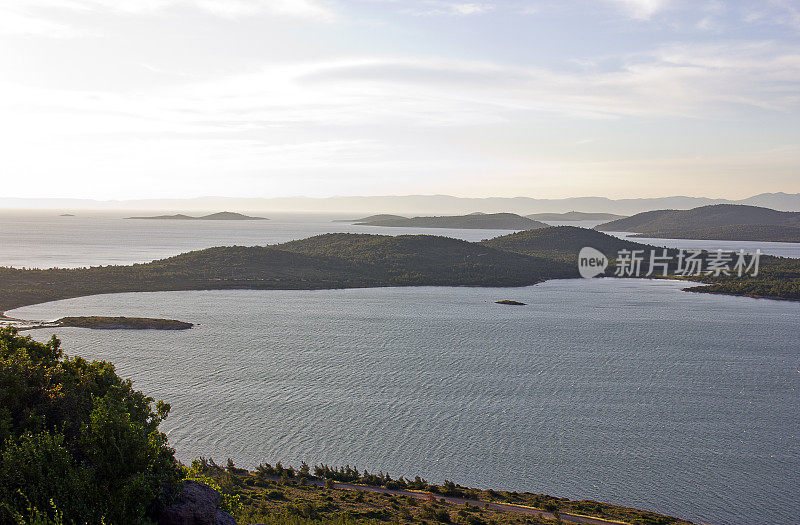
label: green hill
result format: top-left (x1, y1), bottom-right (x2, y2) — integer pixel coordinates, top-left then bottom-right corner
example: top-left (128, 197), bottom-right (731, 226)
top-left (630, 224), bottom-right (800, 243)
top-left (2, 228), bottom-right (798, 313)
top-left (527, 211), bottom-right (627, 221)
top-left (482, 226), bottom-right (653, 262)
top-left (0, 233), bottom-right (573, 313)
top-left (355, 212), bottom-right (549, 230)
top-left (596, 204), bottom-right (800, 234)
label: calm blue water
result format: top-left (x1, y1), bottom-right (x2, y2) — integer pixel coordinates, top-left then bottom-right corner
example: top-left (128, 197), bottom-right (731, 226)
top-left (0, 213), bottom-right (797, 269)
top-left (12, 280), bottom-right (800, 525)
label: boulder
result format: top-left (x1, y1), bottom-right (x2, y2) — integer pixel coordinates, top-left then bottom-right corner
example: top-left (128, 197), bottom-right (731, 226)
top-left (155, 480), bottom-right (237, 525)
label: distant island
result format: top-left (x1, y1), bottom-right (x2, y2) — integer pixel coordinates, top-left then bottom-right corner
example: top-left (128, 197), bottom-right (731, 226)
top-left (351, 212), bottom-right (549, 230)
top-left (527, 211), bottom-right (627, 221)
top-left (56, 316), bottom-right (193, 330)
top-left (1, 226), bottom-right (797, 314)
top-left (126, 211), bottom-right (268, 220)
top-left (60, 213), bottom-right (75, 217)
top-left (496, 300), bottom-right (526, 305)
top-left (629, 224), bottom-right (800, 243)
top-left (333, 213), bottom-right (406, 223)
top-left (1, 315), bottom-right (193, 331)
top-left (596, 204), bottom-right (800, 242)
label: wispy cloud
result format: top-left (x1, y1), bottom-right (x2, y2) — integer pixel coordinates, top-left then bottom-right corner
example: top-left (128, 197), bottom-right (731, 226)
top-left (401, 1), bottom-right (494, 17)
top-left (604, 0), bottom-right (672, 20)
top-left (0, 8), bottom-right (79, 37)
top-left (4, 40), bottom-right (796, 142)
top-left (0, 0), bottom-right (336, 36)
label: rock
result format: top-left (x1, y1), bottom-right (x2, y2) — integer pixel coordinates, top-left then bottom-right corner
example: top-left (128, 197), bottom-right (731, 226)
top-left (495, 300), bottom-right (526, 305)
top-left (155, 480), bottom-right (237, 525)
top-left (214, 509), bottom-right (237, 525)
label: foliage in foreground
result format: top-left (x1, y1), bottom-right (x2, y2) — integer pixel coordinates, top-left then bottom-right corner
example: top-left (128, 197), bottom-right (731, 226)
top-left (0, 327), bottom-right (181, 524)
top-left (192, 458), bottom-right (692, 525)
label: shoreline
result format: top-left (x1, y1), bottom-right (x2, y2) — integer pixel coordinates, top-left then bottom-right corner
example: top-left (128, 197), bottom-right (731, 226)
top-left (0, 275), bottom-right (800, 329)
top-left (3, 278), bottom-right (797, 330)
top-left (0, 313), bottom-right (193, 331)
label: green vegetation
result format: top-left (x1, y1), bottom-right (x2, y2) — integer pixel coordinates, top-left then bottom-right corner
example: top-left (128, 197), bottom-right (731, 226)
top-left (629, 224), bottom-right (800, 243)
top-left (126, 212), bottom-right (268, 220)
top-left (682, 255), bottom-right (800, 301)
top-left (354, 213), bottom-right (549, 230)
top-left (526, 212), bottom-right (627, 221)
top-left (190, 459), bottom-right (693, 525)
top-left (595, 204), bottom-right (800, 241)
top-left (484, 226), bottom-right (800, 301)
top-left (56, 316), bottom-right (193, 330)
top-left (0, 327), bottom-right (180, 524)
top-left (481, 226), bottom-right (654, 263)
top-left (0, 233), bottom-right (573, 313)
top-left (1, 228), bottom-right (797, 316)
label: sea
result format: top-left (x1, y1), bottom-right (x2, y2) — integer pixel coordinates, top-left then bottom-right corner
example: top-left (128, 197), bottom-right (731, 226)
top-left (2, 212), bottom-right (799, 525)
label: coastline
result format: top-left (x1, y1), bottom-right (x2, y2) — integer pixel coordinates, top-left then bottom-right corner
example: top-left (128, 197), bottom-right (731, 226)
top-left (0, 313), bottom-right (193, 331)
top-left (3, 277), bottom-right (796, 331)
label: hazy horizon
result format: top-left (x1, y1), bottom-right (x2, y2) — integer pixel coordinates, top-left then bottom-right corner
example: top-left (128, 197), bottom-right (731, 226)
top-left (4, 190), bottom-right (800, 215)
top-left (2, 0), bottom-right (799, 200)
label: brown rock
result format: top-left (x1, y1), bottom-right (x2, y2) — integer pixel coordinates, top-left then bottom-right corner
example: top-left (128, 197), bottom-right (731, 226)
top-left (155, 480), bottom-right (237, 525)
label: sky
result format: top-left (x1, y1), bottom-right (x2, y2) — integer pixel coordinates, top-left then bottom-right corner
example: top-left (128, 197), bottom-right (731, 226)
top-left (1, 0), bottom-right (799, 200)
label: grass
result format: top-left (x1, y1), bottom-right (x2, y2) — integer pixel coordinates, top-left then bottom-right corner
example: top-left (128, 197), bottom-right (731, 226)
top-left (189, 460), bottom-right (693, 525)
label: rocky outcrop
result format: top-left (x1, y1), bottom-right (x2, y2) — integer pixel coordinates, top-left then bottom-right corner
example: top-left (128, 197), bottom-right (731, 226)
top-left (155, 480), bottom-right (236, 525)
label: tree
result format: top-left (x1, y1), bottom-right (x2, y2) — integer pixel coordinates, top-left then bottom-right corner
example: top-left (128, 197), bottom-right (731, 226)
top-left (0, 327), bottom-right (180, 524)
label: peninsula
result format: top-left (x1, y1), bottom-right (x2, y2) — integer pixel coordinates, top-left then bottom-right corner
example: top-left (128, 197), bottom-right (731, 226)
top-left (1, 227), bottom-right (798, 315)
top-left (57, 316), bottom-right (193, 330)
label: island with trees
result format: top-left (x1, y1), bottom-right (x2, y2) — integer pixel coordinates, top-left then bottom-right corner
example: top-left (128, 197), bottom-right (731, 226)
top-left (56, 316), bottom-right (193, 330)
top-left (126, 211), bottom-right (268, 220)
top-left (1, 227), bottom-right (798, 319)
top-left (596, 204), bottom-right (800, 242)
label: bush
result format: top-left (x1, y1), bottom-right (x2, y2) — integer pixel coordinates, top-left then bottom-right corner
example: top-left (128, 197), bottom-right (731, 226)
top-left (268, 490), bottom-right (287, 500)
top-left (0, 327), bottom-right (181, 524)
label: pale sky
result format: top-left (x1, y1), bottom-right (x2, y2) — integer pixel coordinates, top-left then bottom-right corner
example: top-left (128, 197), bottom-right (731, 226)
top-left (1, 0), bottom-right (799, 200)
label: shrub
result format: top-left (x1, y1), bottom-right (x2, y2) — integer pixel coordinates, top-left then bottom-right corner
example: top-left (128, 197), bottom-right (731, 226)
top-left (0, 327), bottom-right (180, 524)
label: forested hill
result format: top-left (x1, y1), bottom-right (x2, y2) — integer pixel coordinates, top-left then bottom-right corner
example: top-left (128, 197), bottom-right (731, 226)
top-left (596, 204), bottom-right (800, 234)
top-left (0, 233), bottom-right (574, 312)
top-left (482, 226), bottom-right (654, 261)
top-left (629, 224), bottom-right (800, 243)
top-left (355, 212), bottom-right (549, 230)
top-left (2, 228), bottom-right (798, 313)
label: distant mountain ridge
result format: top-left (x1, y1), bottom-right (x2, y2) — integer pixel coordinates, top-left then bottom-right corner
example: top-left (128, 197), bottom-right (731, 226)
top-left (526, 211), bottom-right (627, 221)
top-left (5, 192), bottom-right (800, 215)
top-left (353, 212), bottom-right (548, 230)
